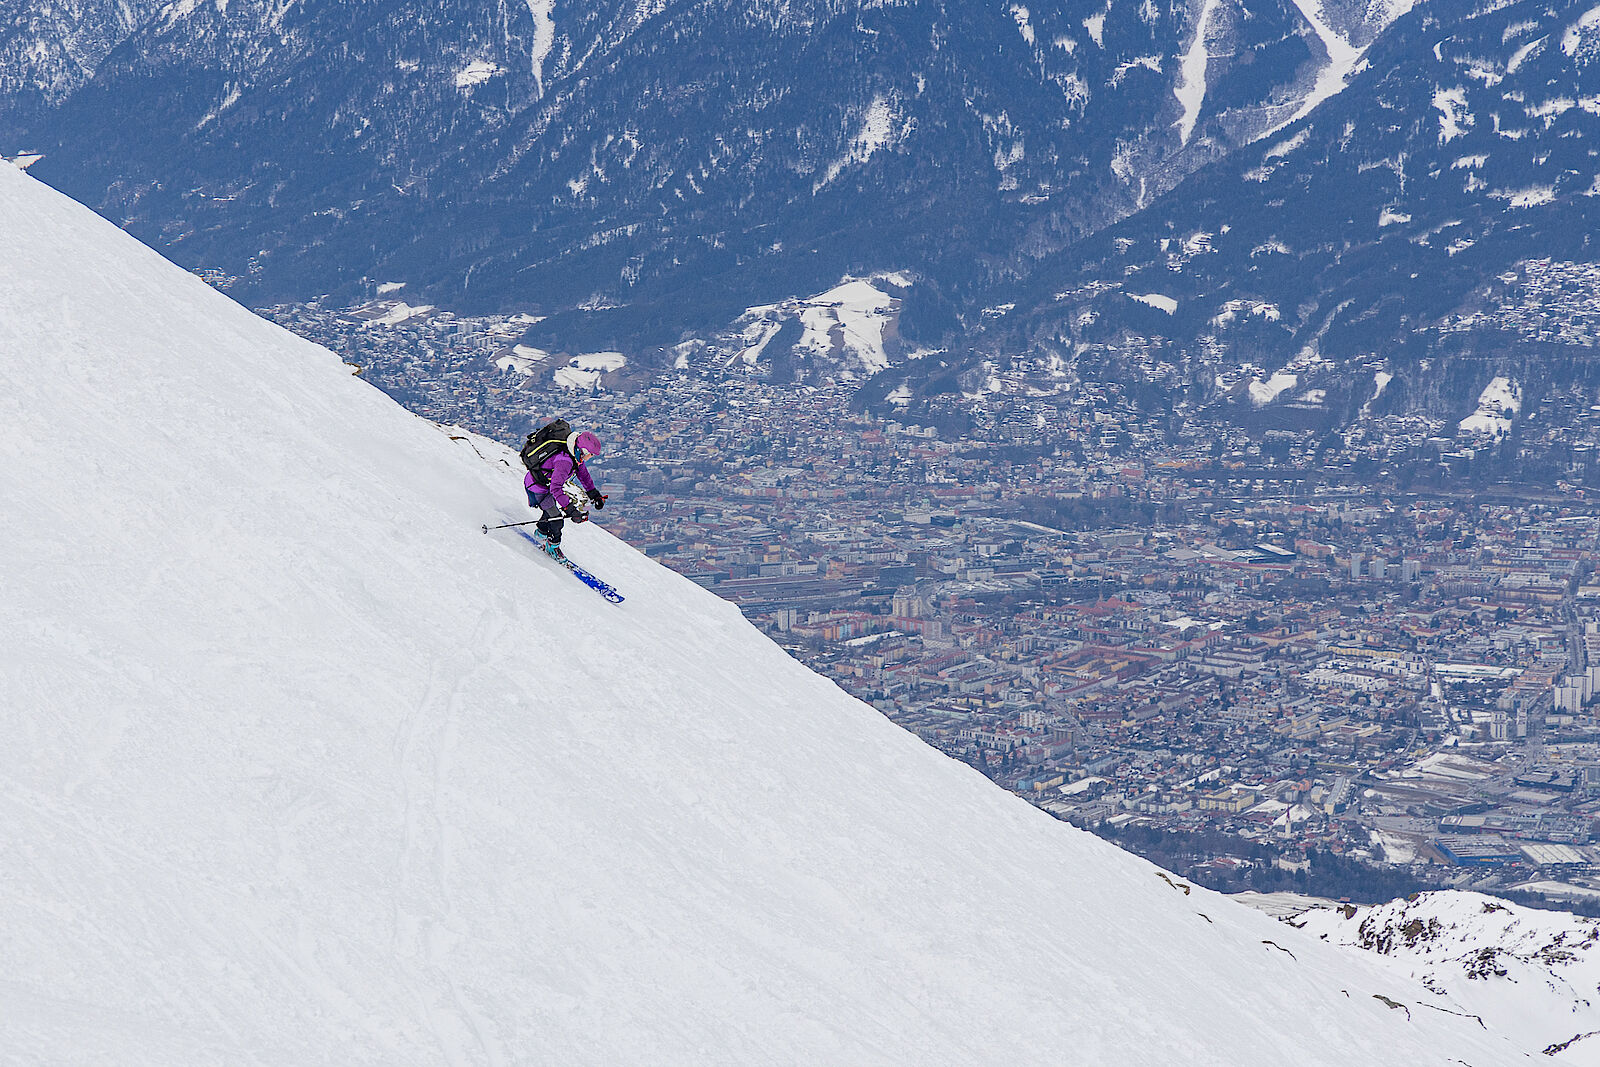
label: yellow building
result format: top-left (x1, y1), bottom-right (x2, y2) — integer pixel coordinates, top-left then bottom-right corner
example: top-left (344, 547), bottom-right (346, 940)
top-left (1196, 787), bottom-right (1260, 813)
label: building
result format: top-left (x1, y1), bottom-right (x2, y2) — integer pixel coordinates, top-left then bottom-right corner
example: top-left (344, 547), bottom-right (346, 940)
top-left (1196, 787), bottom-right (1260, 813)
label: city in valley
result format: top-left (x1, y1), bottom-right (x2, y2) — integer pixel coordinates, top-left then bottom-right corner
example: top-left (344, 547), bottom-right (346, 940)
top-left (262, 283), bottom-right (1600, 912)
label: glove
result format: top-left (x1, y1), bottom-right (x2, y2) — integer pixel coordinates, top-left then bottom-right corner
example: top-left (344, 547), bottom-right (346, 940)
top-left (562, 502), bottom-right (587, 523)
top-left (586, 489), bottom-right (606, 510)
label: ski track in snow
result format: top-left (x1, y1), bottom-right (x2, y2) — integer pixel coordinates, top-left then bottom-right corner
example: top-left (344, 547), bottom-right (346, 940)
top-left (0, 161), bottom-right (1519, 1065)
top-left (393, 611), bottom-right (511, 1066)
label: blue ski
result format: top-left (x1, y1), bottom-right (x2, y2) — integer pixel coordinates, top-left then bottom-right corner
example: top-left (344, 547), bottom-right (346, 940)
top-left (515, 529), bottom-right (625, 603)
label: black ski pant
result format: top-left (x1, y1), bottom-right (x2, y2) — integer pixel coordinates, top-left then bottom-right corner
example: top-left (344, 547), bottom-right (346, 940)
top-left (526, 486), bottom-right (565, 544)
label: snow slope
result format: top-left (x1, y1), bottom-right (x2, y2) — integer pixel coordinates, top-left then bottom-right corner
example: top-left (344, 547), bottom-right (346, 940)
top-left (1459, 374), bottom-right (1522, 438)
top-left (736, 277), bottom-right (902, 378)
top-left (0, 162), bottom-right (1517, 1064)
top-left (1296, 892), bottom-right (1600, 1061)
top-left (1283, 0), bottom-right (1369, 128)
top-left (1174, 0), bottom-right (1224, 145)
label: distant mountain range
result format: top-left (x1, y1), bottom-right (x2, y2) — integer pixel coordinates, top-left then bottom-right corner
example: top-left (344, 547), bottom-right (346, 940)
top-left (6, 0), bottom-right (1598, 431)
top-left (913, 0), bottom-right (1600, 432)
top-left (0, 0), bottom-right (166, 108)
top-left (7, 1), bottom-right (1406, 322)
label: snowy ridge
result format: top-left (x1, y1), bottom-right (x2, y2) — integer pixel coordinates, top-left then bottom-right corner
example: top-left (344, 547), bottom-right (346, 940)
top-left (2, 0), bottom-right (1442, 337)
top-left (0, 163), bottom-right (1517, 1064)
top-left (0, 0), bottom-right (169, 103)
top-left (986, 0), bottom-right (1595, 426)
top-left (1295, 891), bottom-right (1600, 1060)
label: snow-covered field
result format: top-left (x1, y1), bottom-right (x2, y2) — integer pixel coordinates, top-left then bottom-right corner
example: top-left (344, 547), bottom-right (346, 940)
top-left (550, 348), bottom-right (624, 390)
top-left (454, 60), bottom-right (503, 88)
top-left (795, 279), bottom-right (896, 373)
top-left (552, 350), bottom-right (626, 389)
top-left (737, 277), bottom-right (902, 377)
top-left (1249, 369), bottom-right (1299, 405)
top-left (495, 342), bottom-right (553, 375)
top-left (0, 162), bottom-right (1519, 1064)
top-left (1459, 375), bottom-right (1523, 437)
top-left (362, 300), bottom-right (434, 326)
top-left (1128, 290), bottom-right (1178, 313)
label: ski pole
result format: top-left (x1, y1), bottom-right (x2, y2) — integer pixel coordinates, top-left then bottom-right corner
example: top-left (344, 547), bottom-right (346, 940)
top-left (482, 519), bottom-right (543, 533)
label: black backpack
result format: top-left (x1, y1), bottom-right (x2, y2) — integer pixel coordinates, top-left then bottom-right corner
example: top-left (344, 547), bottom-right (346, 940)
top-left (521, 418), bottom-right (572, 485)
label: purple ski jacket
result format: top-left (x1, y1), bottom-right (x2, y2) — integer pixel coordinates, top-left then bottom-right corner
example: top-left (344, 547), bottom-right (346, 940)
top-left (525, 450), bottom-right (597, 509)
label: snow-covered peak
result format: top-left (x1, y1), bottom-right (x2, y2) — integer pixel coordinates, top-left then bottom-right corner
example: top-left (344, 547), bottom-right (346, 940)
top-left (0, 163), bottom-right (1516, 1063)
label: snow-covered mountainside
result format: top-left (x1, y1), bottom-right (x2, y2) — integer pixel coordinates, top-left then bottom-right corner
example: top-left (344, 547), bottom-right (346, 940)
top-left (0, 162), bottom-right (1522, 1064)
top-left (928, 0), bottom-right (1600, 432)
top-left (4, 0), bottom-right (1416, 336)
top-left (1295, 892), bottom-right (1600, 1061)
top-left (0, 0), bottom-right (166, 111)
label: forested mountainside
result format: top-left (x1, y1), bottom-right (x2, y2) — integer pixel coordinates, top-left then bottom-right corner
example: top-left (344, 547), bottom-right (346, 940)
top-left (10, 0), bottom-right (1408, 336)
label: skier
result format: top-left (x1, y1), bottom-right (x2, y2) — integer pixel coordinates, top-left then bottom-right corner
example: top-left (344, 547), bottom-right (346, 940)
top-left (521, 419), bottom-right (606, 550)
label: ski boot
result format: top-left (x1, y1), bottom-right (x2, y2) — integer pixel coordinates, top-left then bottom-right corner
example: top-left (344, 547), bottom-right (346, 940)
top-left (534, 518), bottom-right (567, 561)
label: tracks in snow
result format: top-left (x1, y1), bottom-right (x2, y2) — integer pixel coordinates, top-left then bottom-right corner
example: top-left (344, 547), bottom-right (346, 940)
top-left (393, 607), bottom-right (514, 1066)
